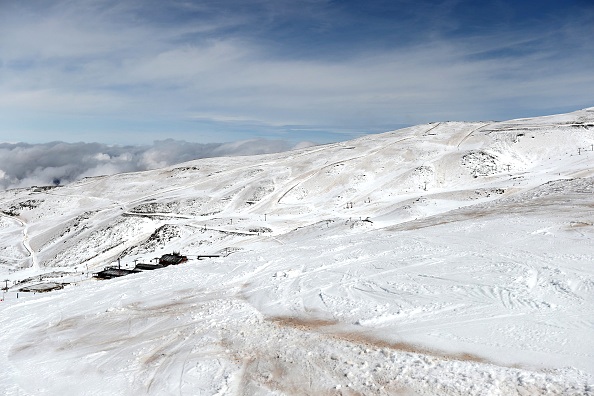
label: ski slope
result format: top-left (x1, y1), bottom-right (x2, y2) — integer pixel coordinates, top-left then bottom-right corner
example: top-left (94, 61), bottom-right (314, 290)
top-left (1, 108), bottom-right (593, 395)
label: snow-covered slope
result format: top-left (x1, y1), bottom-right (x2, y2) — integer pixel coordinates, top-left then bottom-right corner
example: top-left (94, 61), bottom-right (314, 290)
top-left (1, 108), bottom-right (593, 395)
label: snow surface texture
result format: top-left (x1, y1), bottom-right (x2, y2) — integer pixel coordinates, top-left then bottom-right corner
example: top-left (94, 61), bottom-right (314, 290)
top-left (1, 108), bottom-right (594, 395)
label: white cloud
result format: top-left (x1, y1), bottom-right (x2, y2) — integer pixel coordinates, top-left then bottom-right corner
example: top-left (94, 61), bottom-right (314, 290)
top-left (0, 139), bottom-right (316, 191)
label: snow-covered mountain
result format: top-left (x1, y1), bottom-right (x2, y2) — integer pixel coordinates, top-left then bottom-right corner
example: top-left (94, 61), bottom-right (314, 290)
top-left (1, 108), bottom-right (593, 395)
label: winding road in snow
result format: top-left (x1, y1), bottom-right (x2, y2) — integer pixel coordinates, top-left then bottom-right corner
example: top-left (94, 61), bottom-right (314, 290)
top-left (0, 213), bottom-right (39, 270)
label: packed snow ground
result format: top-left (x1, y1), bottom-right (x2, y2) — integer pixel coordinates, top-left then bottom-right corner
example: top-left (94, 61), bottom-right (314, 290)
top-left (1, 108), bottom-right (594, 395)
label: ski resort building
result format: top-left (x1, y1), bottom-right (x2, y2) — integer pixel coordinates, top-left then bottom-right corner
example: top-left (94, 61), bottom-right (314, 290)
top-left (134, 263), bottom-right (164, 270)
top-left (94, 267), bottom-right (141, 279)
top-left (158, 252), bottom-right (188, 266)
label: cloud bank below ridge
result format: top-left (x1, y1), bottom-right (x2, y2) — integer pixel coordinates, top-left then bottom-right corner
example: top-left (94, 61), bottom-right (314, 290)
top-left (0, 139), bottom-right (314, 191)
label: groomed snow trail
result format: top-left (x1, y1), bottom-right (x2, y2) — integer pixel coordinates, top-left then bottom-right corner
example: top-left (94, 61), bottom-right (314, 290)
top-left (0, 213), bottom-right (39, 270)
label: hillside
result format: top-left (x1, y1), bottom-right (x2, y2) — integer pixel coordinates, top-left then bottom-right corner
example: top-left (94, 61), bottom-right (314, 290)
top-left (1, 108), bottom-right (593, 395)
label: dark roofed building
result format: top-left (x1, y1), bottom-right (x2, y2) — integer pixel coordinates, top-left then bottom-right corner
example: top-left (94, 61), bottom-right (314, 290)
top-left (94, 267), bottom-right (141, 279)
top-left (159, 252), bottom-right (188, 266)
top-left (135, 263), bottom-right (164, 270)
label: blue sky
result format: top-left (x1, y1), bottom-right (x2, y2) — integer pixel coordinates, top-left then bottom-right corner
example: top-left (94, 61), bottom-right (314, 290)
top-left (1, 0), bottom-right (593, 145)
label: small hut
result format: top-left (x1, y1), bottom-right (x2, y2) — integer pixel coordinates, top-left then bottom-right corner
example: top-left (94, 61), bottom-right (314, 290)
top-left (159, 252), bottom-right (188, 266)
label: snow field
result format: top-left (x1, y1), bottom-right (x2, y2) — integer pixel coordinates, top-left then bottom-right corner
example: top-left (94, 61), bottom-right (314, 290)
top-left (0, 107), bottom-right (593, 394)
top-left (2, 261), bottom-right (592, 395)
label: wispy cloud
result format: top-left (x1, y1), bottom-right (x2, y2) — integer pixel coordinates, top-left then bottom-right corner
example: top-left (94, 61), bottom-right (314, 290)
top-left (0, 0), bottom-right (593, 144)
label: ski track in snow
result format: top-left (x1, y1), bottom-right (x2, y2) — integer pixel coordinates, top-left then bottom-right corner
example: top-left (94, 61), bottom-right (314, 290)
top-left (2, 275), bottom-right (592, 396)
top-left (1, 108), bottom-right (594, 395)
top-left (0, 213), bottom-right (39, 270)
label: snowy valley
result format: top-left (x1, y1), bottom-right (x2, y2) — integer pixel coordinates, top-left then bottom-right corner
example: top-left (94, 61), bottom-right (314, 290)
top-left (1, 108), bottom-right (594, 395)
